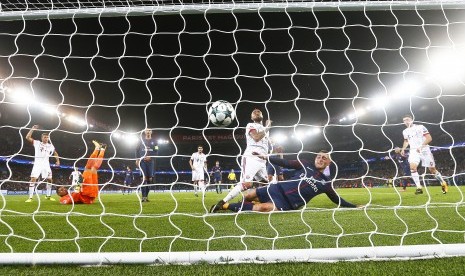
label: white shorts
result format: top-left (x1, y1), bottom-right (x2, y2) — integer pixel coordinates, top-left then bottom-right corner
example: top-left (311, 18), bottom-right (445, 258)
top-left (408, 148), bottom-right (436, 168)
top-left (30, 164), bottom-right (52, 179)
top-left (241, 155), bottom-right (267, 183)
top-left (192, 168), bottom-right (205, 182)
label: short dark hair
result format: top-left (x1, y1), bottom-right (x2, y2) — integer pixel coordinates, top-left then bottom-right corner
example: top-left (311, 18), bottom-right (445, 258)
top-left (41, 133), bottom-right (50, 137)
top-left (319, 150), bottom-right (329, 154)
top-left (402, 114), bottom-right (413, 120)
top-left (197, 145), bottom-right (203, 148)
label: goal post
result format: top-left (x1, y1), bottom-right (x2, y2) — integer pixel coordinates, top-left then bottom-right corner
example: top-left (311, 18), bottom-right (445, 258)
top-left (1, 0), bottom-right (465, 265)
top-left (1, 243), bottom-right (465, 265)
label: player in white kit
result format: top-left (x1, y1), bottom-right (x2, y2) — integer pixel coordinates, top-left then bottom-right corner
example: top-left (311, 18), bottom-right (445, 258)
top-left (25, 125), bottom-right (60, 202)
top-left (69, 167), bottom-right (83, 192)
top-left (400, 115), bottom-right (448, 195)
top-left (189, 145), bottom-right (208, 197)
top-left (210, 108), bottom-right (271, 212)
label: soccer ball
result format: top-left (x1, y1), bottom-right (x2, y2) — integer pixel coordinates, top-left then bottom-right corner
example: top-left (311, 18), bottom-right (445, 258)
top-left (208, 100), bottom-right (235, 127)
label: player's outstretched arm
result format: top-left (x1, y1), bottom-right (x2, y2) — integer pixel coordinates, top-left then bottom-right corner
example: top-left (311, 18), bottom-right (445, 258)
top-left (25, 125), bottom-right (38, 144)
top-left (400, 139), bottom-right (409, 156)
top-left (325, 188), bottom-right (357, 208)
top-left (54, 150), bottom-right (60, 166)
top-left (268, 157), bottom-right (303, 170)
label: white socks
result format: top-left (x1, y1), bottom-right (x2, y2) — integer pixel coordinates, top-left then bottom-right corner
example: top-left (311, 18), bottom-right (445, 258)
top-left (46, 183), bottom-right (52, 197)
top-left (222, 183), bottom-right (243, 203)
top-left (28, 183), bottom-right (35, 199)
top-left (434, 172), bottom-right (444, 184)
top-left (411, 171), bottom-right (422, 189)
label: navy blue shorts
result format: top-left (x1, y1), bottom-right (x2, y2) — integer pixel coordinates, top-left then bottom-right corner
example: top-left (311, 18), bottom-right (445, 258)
top-left (266, 163), bottom-right (283, 176)
top-left (256, 185), bottom-right (291, 211)
top-left (140, 160), bottom-right (154, 179)
top-left (213, 175), bottom-right (221, 183)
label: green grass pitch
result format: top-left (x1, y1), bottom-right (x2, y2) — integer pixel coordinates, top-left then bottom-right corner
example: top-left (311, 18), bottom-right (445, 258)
top-left (0, 186), bottom-right (464, 254)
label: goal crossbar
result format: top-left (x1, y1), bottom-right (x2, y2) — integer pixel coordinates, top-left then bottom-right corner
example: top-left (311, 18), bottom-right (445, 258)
top-left (1, 0), bottom-right (465, 21)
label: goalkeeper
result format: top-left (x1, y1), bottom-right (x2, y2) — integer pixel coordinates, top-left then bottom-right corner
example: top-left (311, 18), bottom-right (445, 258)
top-left (211, 150), bottom-right (361, 212)
top-left (57, 141), bottom-right (105, 204)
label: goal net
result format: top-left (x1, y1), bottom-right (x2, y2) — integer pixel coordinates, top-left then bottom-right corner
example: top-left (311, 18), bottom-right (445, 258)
top-left (1, 0), bottom-right (465, 265)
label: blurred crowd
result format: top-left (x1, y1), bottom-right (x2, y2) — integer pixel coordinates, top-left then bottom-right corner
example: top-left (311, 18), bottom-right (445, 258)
top-left (1, 146), bottom-right (465, 193)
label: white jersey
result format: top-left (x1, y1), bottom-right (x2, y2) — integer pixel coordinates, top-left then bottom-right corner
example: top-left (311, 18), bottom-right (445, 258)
top-left (403, 124), bottom-right (429, 150)
top-left (33, 140), bottom-right (55, 167)
top-left (244, 122), bottom-right (269, 156)
top-left (190, 152), bottom-right (207, 169)
top-left (70, 171), bottom-right (82, 183)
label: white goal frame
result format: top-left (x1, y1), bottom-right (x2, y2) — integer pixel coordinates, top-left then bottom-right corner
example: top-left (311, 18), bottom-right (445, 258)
top-left (1, 0), bottom-right (465, 265)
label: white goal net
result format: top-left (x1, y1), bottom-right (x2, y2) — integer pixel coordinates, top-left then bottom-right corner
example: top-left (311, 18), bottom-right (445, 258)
top-left (1, 0), bottom-right (465, 265)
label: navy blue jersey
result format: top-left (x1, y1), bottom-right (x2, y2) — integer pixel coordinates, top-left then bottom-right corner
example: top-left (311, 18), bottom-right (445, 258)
top-left (211, 166), bottom-right (222, 178)
top-left (136, 138), bottom-right (159, 159)
top-left (268, 157), bottom-right (356, 209)
top-left (390, 152), bottom-right (411, 176)
top-left (125, 171), bottom-right (133, 185)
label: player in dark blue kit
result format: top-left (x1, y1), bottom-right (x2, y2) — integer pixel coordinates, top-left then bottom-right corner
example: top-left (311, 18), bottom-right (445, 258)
top-left (123, 166), bottom-right (134, 195)
top-left (135, 129), bottom-right (159, 202)
top-left (211, 150), bottom-right (361, 213)
top-left (210, 161), bottom-right (223, 194)
top-left (392, 147), bottom-right (412, 191)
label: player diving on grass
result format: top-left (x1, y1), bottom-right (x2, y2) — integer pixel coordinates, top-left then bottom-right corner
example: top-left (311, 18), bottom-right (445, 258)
top-left (211, 150), bottom-right (361, 213)
top-left (25, 125), bottom-right (60, 202)
top-left (210, 108), bottom-right (271, 212)
top-left (57, 140), bottom-right (106, 204)
top-left (400, 114), bottom-right (448, 195)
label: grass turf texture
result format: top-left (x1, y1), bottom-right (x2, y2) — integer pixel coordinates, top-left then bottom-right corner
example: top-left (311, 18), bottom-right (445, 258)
top-left (0, 186), bottom-right (464, 253)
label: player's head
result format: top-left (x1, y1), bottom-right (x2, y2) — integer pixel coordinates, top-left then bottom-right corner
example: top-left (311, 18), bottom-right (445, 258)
top-left (56, 186), bottom-right (68, 197)
top-left (74, 167), bottom-right (78, 171)
top-left (41, 133), bottom-right (50, 143)
top-left (394, 147), bottom-right (401, 154)
top-left (127, 166), bottom-right (131, 171)
top-left (251, 109), bottom-right (263, 122)
top-left (230, 169), bottom-right (234, 173)
top-left (402, 114), bottom-right (413, 127)
top-left (314, 150), bottom-right (331, 171)
top-left (216, 161), bottom-right (219, 166)
top-left (144, 129), bottom-right (152, 137)
top-left (197, 145), bottom-right (203, 153)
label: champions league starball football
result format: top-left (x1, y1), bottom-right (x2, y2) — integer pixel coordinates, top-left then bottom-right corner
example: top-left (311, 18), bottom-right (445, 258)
top-left (208, 100), bottom-right (235, 127)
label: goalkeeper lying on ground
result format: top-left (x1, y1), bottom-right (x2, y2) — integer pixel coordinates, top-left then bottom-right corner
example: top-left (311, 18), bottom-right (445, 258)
top-left (211, 150), bottom-right (362, 212)
top-left (57, 140), bottom-right (105, 204)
